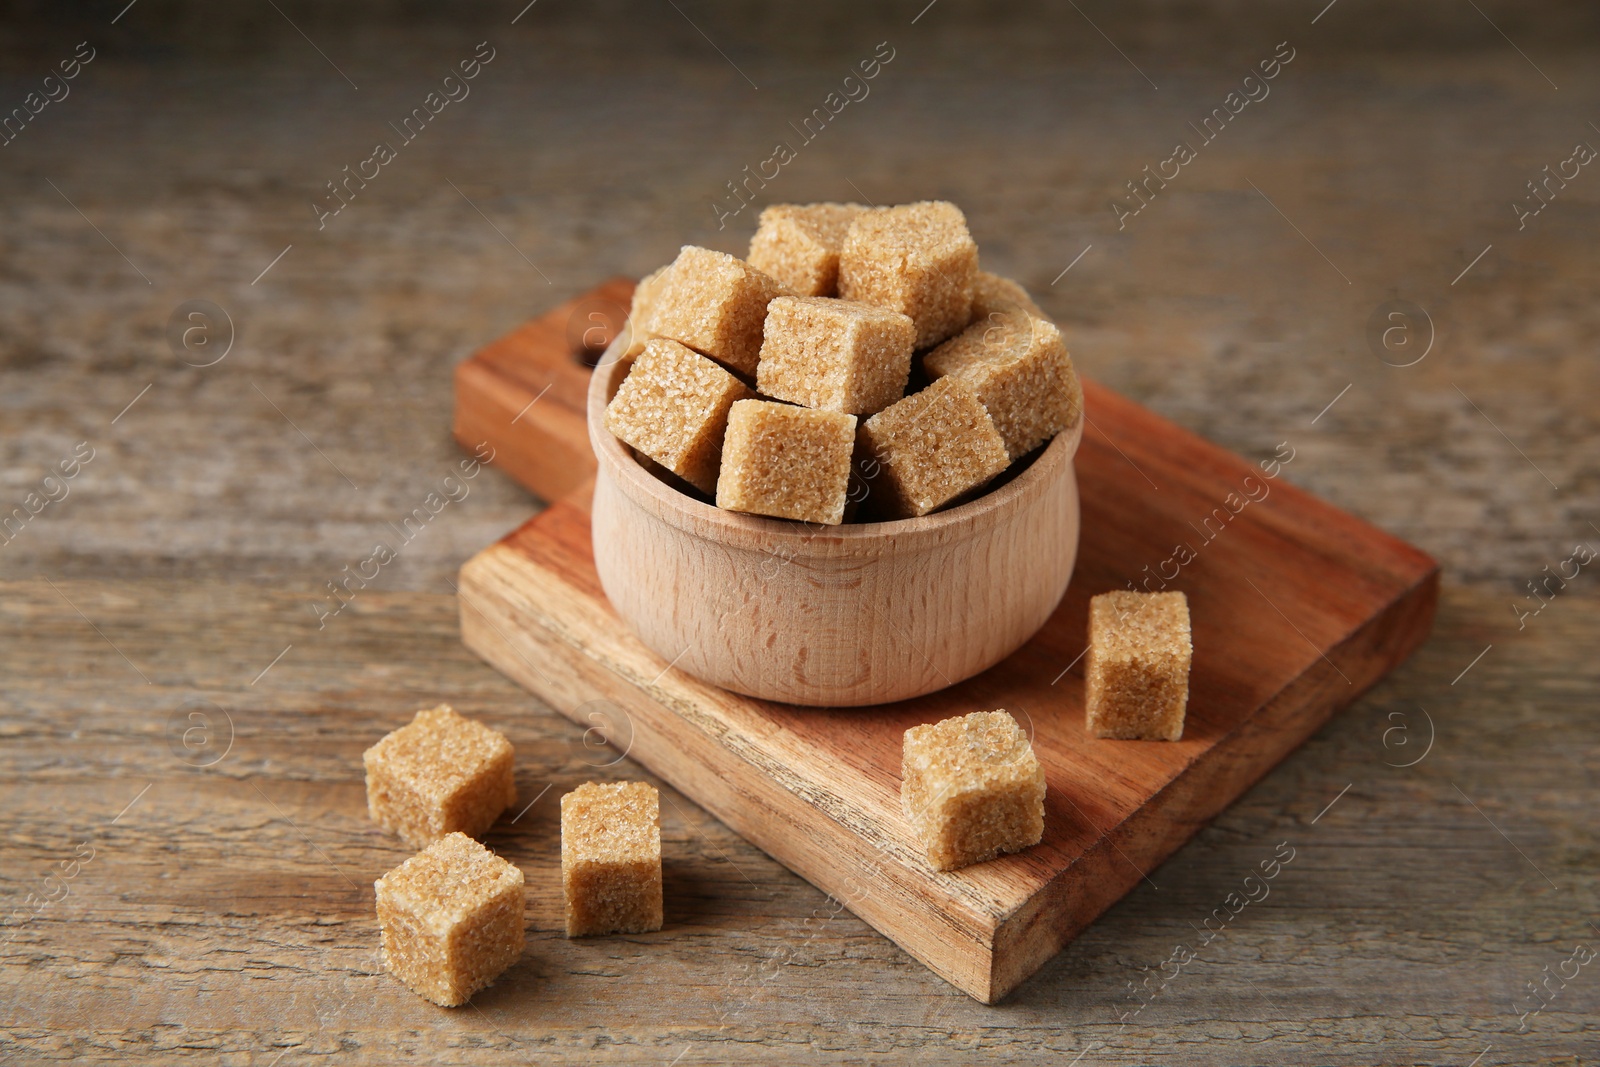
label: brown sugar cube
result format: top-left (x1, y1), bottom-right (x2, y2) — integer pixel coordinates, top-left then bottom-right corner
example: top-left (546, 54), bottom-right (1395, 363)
top-left (756, 296), bottom-right (915, 415)
top-left (902, 710), bottom-right (1046, 872)
top-left (924, 310), bottom-right (1082, 460)
top-left (605, 338), bottom-right (755, 494)
top-left (856, 377), bottom-right (1008, 519)
top-left (622, 263), bottom-right (671, 357)
top-left (839, 201), bottom-right (979, 348)
top-left (969, 270), bottom-right (1044, 322)
top-left (375, 832), bottom-right (526, 1006)
top-left (747, 202), bottom-right (866, 296)
top-left (629, 263), bottom-right (670, 333)
top-left (561, 781), bottom-right (663, 937)
top-left (364, 705), bottom-right (516, 849)
top-left (1085, 591), bottom-right (1192, 741)
top-left (716, 399), bottom-right (857, 525)
top-left (650, 245), bottom-right (790, 375)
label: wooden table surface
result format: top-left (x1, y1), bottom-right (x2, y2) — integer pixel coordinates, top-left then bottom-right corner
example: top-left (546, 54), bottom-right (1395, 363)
top-left (2, 2), bottom-right (1596, 1063)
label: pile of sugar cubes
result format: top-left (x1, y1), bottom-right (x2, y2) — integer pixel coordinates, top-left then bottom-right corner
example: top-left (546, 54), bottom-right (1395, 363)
top-left (607, 200), bottom-right (1083, 524)
top-left (363, 705), bottom-right (662, 1006)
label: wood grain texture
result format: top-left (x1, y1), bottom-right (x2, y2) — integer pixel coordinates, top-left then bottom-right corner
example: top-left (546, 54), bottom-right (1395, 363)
top-left (4, 3), bottom-right (1599, 1061)
top-left (460, 339), bottom-right (1438, 1000)
top-left (452, 278), bottom-right (633, 504)
top-left (4, 577), bottom-right (1595, 1063)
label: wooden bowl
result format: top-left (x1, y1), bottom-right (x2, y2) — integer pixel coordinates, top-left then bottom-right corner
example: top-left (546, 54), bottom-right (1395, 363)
top-left (587, 333), bottom-right (1083, 707)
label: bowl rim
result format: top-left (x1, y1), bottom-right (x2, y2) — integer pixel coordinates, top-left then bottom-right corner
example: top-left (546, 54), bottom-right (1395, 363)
top-left (587, 325), bottom-right (1084, 555)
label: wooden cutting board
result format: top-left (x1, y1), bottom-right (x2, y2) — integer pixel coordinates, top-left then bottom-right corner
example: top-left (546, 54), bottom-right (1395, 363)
top-left (452, 282), bottom-right (1438, 1003)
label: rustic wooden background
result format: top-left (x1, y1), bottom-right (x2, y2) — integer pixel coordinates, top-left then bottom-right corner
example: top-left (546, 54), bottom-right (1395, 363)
top-left (1, 1), bottom-right (1596, 1063)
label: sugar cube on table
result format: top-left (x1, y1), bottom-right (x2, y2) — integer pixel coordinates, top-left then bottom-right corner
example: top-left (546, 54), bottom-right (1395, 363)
top-left (561, 781), bottom-right (663, 937)
top-left (364, 705), bottom-right (516, 848)
top-left (604, 338), bottom-right (755, 495)
top-left (924, 310), bottom-right (1081, 460)
top-left (901, 710), bottom-right (1046, 872)
top-left (716, 399), bottom-right (857, 525)
top-left (968, 270), bottom-right (1044, 321)
top-left (855, 376), bottom-right (1008, 519)
top-left (756, 295), bottom-right (915, 415)
top-left (839, 200), bottom-right (979, 349)
top-left (649, 245), bottom-right (790, 375)
top-left (374, 832), bottom-right (526, 1006)
top-left (747, 202), bottom-right (866, 297)
top-left (1084, 591), bottom-right (1193, 741)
